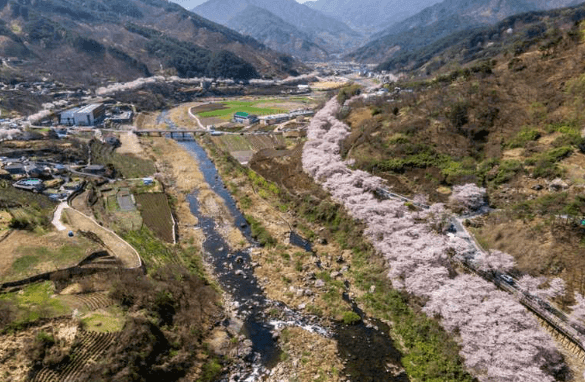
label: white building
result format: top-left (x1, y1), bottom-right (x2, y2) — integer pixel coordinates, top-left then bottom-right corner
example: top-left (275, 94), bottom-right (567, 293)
top-left (60, 104), bottom-right (105, 126)
top-left (60, 107), bottom-right (80, 126)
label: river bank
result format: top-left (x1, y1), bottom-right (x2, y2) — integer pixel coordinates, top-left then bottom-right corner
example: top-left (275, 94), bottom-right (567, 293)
top-left (187, 134), bottom-right (409, 381)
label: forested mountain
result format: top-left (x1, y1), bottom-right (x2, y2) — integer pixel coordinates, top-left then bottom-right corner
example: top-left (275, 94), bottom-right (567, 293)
top-left (0, 0), bottom-right (303, 85)
top-left (226, 6), bottom-right (328, 61)
top-left (347, 0), bottom-right (583, 64)
top-left (193, 0), bottom-right (362, 56)
top-left (375, 2), bottom-right (585, 74)
top-left (305, 0), bottom-right (442, 35)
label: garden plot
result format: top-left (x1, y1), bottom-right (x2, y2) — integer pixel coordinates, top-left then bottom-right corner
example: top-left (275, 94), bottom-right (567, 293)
top-left (135, 193), bottom-right (174, 243)
top-left (100, 185), bottom-right (142, 231)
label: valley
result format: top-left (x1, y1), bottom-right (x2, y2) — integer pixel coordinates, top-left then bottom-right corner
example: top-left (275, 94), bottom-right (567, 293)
top-left (3, 0), bottom-right (585, 381)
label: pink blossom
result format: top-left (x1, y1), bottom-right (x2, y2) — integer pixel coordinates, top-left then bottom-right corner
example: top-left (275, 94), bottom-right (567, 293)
top-left (450, 183), bottom-right (487, 212)
top-left (570, 292), bottom-right (585, 324)
top-left (475, 250), bottom-right (516, 273)
top-left (302, 97), bottom-right (563, 381)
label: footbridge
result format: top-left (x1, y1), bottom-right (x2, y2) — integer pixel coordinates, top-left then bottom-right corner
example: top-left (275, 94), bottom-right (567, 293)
top-left (133, 129), bottom-right (208, 138)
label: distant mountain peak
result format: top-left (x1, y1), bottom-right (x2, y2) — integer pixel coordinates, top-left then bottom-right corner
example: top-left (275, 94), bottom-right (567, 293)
top-left (193, 0), bottom-right (364, 58)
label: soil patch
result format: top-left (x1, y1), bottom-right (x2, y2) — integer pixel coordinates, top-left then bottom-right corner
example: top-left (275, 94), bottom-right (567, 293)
top-left (116, 131), bottom-right (145, 157)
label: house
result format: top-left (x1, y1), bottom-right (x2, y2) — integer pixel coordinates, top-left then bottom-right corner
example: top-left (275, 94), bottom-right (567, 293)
top-left (4, 163), bottom-right (25, 175)
top-left (233, 112), bottom-right (258, 125)
top-left (53, 164), bottom-right (67, 174)
top-left (82, 165), bottom-right (106, 175)
top-left (108, 111), bottom-right (134, 124)
top-left (0, 169), bottom-right (11, 180)
top-left (75, 104), bottom-right (105, 126)
top-left (297, 84), bottom-right (311, 93)
top-left (14, 178), bottom-right (45, 192)
top-left (63, 181), bottom-right (82, 191)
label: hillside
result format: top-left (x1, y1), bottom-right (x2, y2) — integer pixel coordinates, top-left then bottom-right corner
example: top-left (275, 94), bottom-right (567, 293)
top-left (0, 0), bottom-right (303, 86)
top-left (376, 3), bottom-right (585, 74)
top-left (306, 0), bottom-right (442, 35)
top-left (347, 0), bottom-right (583, 64)
top-left (226, 5), bottom-right (328, 61)
top-left (193, 0), bottom-right (362, 56)
top-left (337, 16), bottom-right (585, 300)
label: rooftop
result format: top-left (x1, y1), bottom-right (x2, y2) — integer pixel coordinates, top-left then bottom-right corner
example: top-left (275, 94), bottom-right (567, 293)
top-left (85, 164), bottom-right (105, 170)
top-left (77, 104), bottom-right (103, 114)
top-left (61, 107), bottom-right (81, 115)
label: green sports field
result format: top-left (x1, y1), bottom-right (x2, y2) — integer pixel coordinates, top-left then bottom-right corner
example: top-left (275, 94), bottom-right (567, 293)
top-left (196, 100), bottom-right (289, 120)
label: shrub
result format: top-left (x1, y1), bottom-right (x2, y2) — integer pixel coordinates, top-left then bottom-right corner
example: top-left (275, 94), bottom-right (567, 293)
top-left (342, 311), bottom-right (361, 325)
top-left (507, 127), bottom-right (541, 148)
top-left (447, 102), bottom-right (469, 129)
top-left (245, 215), bottom-right (276, 247)
top-left (337, 84), bottom-right (361, 105)
top-left (493, 160), bottom-right (524, 185)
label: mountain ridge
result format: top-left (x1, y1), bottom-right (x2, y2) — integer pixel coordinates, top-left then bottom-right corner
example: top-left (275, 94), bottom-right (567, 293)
top-left (193, 0), bottom-right (363, 56)
top-left (306, 0), bottom-right (442, 35)
top-left (0, 0), bottom-right (303, 85)
top-left (347, 0), bottom-right (583, 64)
top-left (226, 5), bottom-right (329, 61)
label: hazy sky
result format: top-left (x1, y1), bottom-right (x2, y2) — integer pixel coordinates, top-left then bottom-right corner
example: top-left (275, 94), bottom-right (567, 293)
top-left (169, 0), bottom-right (310, 11)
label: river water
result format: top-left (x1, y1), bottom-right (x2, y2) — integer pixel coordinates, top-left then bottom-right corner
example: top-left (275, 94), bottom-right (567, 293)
top-left (164, 110), bottom-right (406, 380)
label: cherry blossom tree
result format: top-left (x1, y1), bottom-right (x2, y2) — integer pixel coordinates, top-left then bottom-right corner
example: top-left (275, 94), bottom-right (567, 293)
top-left (518, 275), bottom-right (566, 300)
top-left (449, 183), bottom-right (487, 212)
top-left (475, 250), bottom-right (515, 273)
top-left (570, 292), bottom-right (585, 323)
top-left (302, 97), bottom-right (563, 381)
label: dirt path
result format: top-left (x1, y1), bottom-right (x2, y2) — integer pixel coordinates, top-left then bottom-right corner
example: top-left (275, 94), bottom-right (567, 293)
top-left (188, 106), bottom-right (207, 130)
top-left (52, 202), bottom-right (68, 231)
top-left (63, 208), bottom-right (141, 269)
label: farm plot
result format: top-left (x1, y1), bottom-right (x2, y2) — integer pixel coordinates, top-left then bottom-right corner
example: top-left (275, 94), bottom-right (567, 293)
top-left (135, 193), bottom-right (174, 243)
top-left (211, 135), bottom-right (286, 165)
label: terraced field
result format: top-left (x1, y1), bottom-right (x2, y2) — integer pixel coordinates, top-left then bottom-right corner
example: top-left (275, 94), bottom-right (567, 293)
top-left (135, 193), bottom-right (174, 243)
top-left (31, 331), bottom-right (119, 382)
top-left (0, 230), bottom-right (102, 283)
top-left (58, 292), bottom-right (115, 312)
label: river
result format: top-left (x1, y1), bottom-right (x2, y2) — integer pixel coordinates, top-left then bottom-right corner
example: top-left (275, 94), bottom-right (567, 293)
top-left (162, 109), bottom-right (407, 381)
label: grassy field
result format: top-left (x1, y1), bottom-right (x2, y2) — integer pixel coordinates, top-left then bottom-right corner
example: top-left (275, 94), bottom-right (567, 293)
top-left (81, 308), bottom-right (125, 333)
top-left (1, 281), bottom-right (69, 328)
top-left (0, 231), bottom-right (102, 283)
top-left (135, 193), bottom-right (174, 243)
top-left (197, 100), bottom-right (287, 120)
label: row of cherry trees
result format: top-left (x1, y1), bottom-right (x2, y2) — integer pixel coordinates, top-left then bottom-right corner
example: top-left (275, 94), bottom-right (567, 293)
top-left (302, 97), bottom-right (564, 381)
